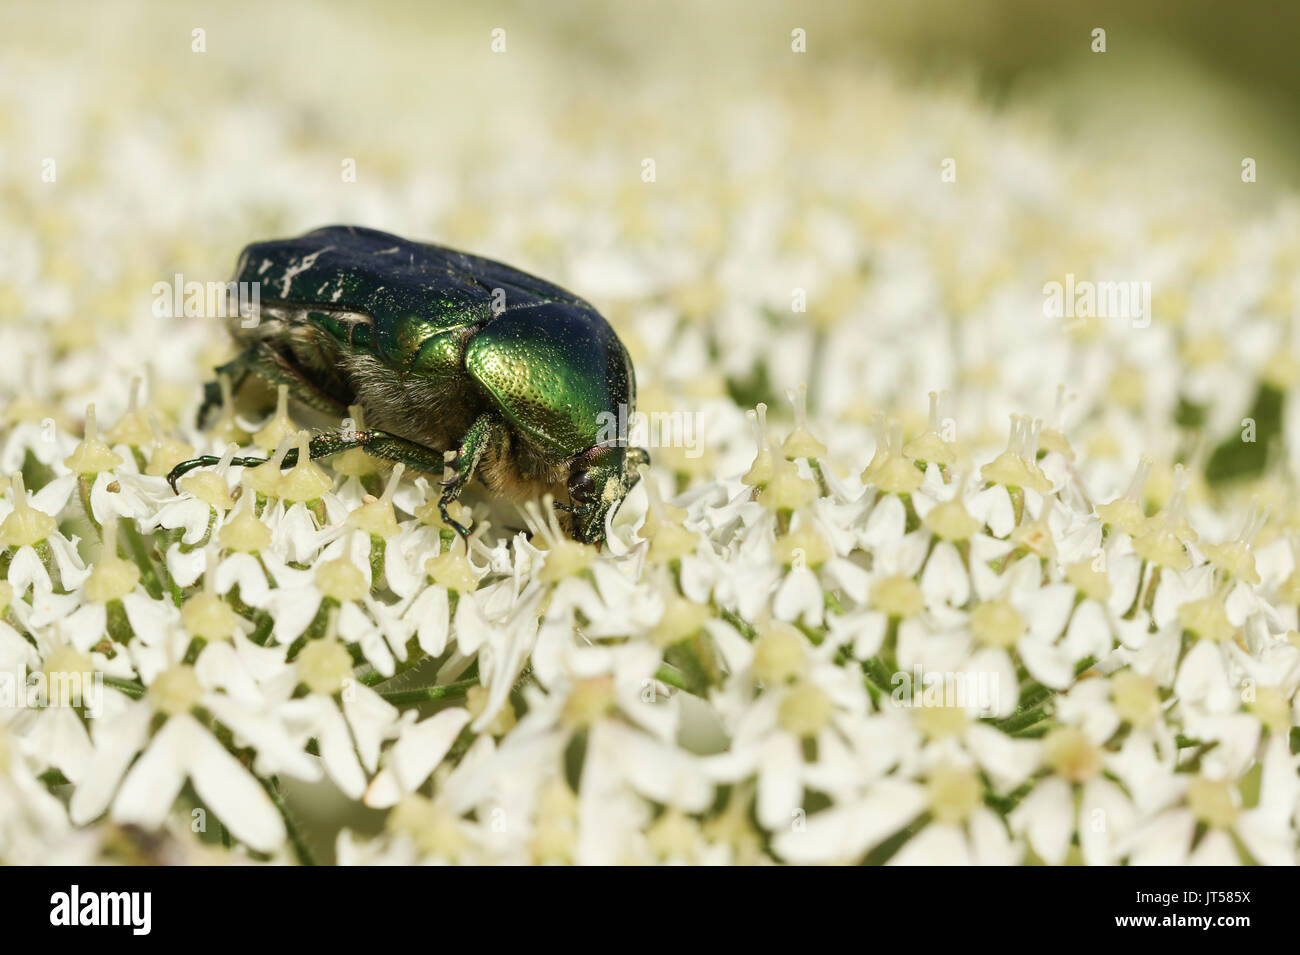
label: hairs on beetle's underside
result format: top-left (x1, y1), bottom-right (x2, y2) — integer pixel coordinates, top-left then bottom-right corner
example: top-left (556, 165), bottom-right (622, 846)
top-left (475, 430), bottom-right (568, 502)
top-left (342, 351), bottom-right (471, 451)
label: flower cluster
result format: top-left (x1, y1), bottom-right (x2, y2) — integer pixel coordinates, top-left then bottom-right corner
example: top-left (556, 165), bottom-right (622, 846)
top-left (2, 377), bottom-right (1298, 864)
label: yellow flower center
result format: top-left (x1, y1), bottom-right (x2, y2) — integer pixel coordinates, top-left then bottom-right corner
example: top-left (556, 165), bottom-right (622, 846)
top-left (1248, 686), bottom-right (1291, 735)
top-left (389, 795), bottom-right (468, 860)
top-left (561, 676), bottom-right (616, 730)
top-left (773, 523), bottom-right (831, 569)
top-left (316, 557), bottom-right (369, 603)
top-left (64, 404), bottom-right (124, 475)
top-left (150, 665), bottom-right (203, 716)
top-left (927, 764), bottom-right (983, 824)
top-left (253, 385), bottom-right (295, 452)
top-left (1042, 726), bottom-right (1102, 783)
top-left (1111, 670), bottom-right (1160, 728)
top-left (762, 461), bottom-right (819, 511)
top-left (347, 464), bottom-right (405, 539)
top-left (84, 522), bottom-right (141, 603)
top-left (42, 646), bottom-right (95, 706)
top-left (870, 574), bottom-right (924, 619)
top-left (180, 470), bottom-right (235, 511)
top-left (278, 432), bottom-right (333, 503)
top-left (0, 474), bottom-right (56, 547)
top-left (1177, 596), bottom-right (1236, 643)
top-left (646, 810), bottom-right (700, 861)
top-left (924, 498), bottom-right (979, 542)
top-left (778, 681), bottom-right (833, 737)
top-left (218, 504), bottom-right (272, 553)
top-left (297, 639), bottom-right (354, 696)
top-left (651, 592), bottom-right (710, 648)
top-left (969, 599), bottom-right (1024, 648)
top-left (1065, 559), bottom-right (1111, 603)
top-left (913, 702), bottom-right (969, 739)
top-left (751, 623), bottom-right (806, 684)
top-left (426, 547), bottom-right (480, 593)
top-left (180, 589), bottom-right (240, 641)
top-left (1186, 777), bottom-right (1237, 830)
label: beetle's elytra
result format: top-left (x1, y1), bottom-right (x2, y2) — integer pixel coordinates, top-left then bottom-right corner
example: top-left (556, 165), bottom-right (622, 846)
top-left (169, 225), bottom-right (649, 543)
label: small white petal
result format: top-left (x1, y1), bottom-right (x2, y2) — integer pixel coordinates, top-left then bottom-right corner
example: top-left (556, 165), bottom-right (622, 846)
top-left (889, 822), bottom-right (971, 866)
top-left (183, 716), bottom-right (287, 852)
top-left (772, 566), bottom-right (823, 627)
top-left (111, 715), bottom-right (193, 830)
top-left (391, 707), bottom-right (472, 793)
top-left (71, 699), bottom-right (154, 824)
top-left (341, 683), bottom-right (400, 772)
top-left (756, 732), bottom-right (803, 831)
top-left (1009, 776), bottom-right (1073, 865)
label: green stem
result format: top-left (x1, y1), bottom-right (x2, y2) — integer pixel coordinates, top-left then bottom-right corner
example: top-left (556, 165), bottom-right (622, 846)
top-left (997, 706), bottom-right (1053, 734)
top-left (119, 518), bottom-right (166, 602)
top-left (654, 666), bottom-right (691, 692)
top-left (985, 779), bottom-right (1035, 815)
top-left (718, 607), bottom-right (757, 640)
top-left (1122, 559), bottom-right (1148, 620)
top-left (1010, 719), bottom-right (1053, 738)
top-left (378, 677), bottom-right (478, 706)
top-left (78, 476), bottom-right (101, 536)
top-left (261, 776), bottom-right (315, 866)
top-left (862, 656), bottom-right (896, 696)
top-left (106, 599), bottom-right (134, 643)
top-left (103, 676), bottom-right (146, 699)
top-left (862, 811), bottom-right (932, 865)
top-left (808, 458), bottom-right (830, 498)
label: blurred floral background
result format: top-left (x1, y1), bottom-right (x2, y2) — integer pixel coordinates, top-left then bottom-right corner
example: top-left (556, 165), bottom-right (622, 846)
top-left (3, 0), bottom-right (1300, 865)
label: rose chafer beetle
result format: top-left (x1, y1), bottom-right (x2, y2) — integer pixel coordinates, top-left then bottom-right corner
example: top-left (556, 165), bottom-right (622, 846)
top-left (168, 225), bottom-right (648, 543)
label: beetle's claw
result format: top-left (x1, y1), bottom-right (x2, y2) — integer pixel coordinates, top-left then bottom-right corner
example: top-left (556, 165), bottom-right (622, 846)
top-left (166, 457), bottom-right (211, 493)
top-left (437, 497), bottom-right (470, 538)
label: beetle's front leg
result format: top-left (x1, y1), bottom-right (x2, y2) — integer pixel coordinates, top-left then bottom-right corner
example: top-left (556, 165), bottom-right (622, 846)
top-left (437, 413), bottom-right (500, 537)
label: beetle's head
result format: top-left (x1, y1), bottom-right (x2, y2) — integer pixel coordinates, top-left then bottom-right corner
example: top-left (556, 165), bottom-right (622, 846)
top-left (559, 444), bottom-right (650, 543)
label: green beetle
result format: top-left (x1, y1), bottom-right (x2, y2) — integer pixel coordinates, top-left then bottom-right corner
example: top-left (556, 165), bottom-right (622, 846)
top-left (169, 225), bottom-right (649, 543)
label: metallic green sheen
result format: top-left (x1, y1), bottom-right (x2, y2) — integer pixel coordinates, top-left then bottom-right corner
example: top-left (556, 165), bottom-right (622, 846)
top-left (411, 325), bottom-right (475, 380)
top-left (466, 304), bottom-right (633, 458)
